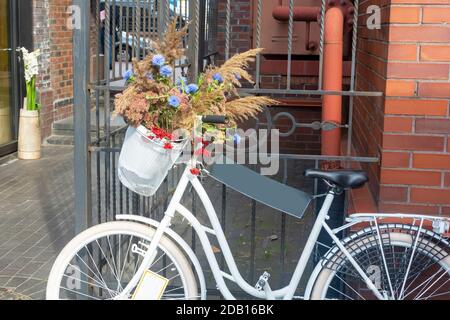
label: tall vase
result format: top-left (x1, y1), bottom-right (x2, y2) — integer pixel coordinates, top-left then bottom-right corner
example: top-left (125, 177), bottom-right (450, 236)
top-left (18, 98), bottom-right (41, 160)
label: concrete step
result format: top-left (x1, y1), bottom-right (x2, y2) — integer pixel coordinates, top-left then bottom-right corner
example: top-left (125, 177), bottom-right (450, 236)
top-left (52, 113), bottom-right (126, 135)
top-left (47, 108), bottom-right (127, 145)
top-left (45, 135), bottom-right (75, 146)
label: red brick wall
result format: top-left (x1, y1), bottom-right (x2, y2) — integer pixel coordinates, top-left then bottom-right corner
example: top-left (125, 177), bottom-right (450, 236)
top-left (353, 0), bottom-right (450, 216)
top-left (33, 0), bottom-right (73, 140)
top-left (352, 0), bottom-right (391, 202)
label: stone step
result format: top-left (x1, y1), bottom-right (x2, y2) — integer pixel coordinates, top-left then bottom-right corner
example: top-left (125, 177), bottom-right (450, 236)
top-left (45, 135), bottom-right (75, 146)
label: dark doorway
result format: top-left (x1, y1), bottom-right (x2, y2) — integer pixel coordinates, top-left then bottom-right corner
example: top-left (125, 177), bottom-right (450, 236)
top-left (0, 0), bottom-right (33, 157)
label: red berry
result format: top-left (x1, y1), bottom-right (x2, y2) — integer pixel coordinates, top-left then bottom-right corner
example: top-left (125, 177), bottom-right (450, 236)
top-left (164, 143), bottom-right (173, 150)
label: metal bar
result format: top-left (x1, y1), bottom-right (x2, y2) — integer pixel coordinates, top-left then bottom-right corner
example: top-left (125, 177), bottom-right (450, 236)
top-left (191, 188), bottom-right (197, 253)
top-left (112, 0), bottom-right (117, 78)
top-left (255, 0), bottom-right (262, 89)
top-left (318, 0), bottom-right (326, 90)
top-left (157, 0), bottom-right (165, 40)
top-left (125, 2), bottom-right (130, 70)
top-left (221, 184), bottom-right (227, 270)
top-left (188, 0), bottom-right (200, 81)
top-left (250, 199), bottom-right (257, 284)
top-left (143, 0), bottom-right (148, 57)
top-left (136, 0), bottom-right (142, 60)
top-left (89, 146), bottom-right (379, 164)
top-left (119, 0), bottom-right (124, 77)
top-left (90, 125), bottom-right (127, 145)
top-left (95, 0), bottom-right (102, 225)
top-left (92, 84), bottom-right (383, 97)
top-left (225, 0), bottom-right (231, 60)
top-left (131, 0), bottom-right (136, 60)
top-left (280, 212), bottom-right (286, 287)
top-left (73, 0), bottom-right (92, 233)
top-left (280, 158), bottom-right (288, 286)
top-left (240, 88), bottom-right (384, 97)
top-left (104, 0), bottom-right (112, 223)
top-left (286, 0), bottom-right (294, 90)
top-left (347, 0), bottom-right (360, 157)
top-left (198, 0), bottom-right (206, 72)
top-left (112, 134), bottom-right (117, 219)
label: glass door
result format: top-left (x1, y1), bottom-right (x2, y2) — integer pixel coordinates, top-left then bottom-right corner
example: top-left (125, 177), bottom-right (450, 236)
top-left (0, 0), bottom-right (13, 150)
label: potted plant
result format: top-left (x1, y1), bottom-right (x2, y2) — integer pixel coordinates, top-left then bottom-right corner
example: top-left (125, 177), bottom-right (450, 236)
top-left (17, 47), bottom-right (41, 160)
top-left (114, 19), bottom-right (278, 196)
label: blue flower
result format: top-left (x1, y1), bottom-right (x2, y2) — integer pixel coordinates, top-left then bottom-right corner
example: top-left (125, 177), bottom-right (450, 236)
top-left (235, 73), bottom-right (242, 80)
top-left (186, 84), bottom-right (199, 94)
top-left (234, 134), bottom-right (242, 145)
top-left (123, 69), bottom-right (133, 81)
top-left (152, 54), bottom-right (166, 67)
top-left (176, 76), bottom-right (188, 86)
top-left (168, 96), bottom-right (180, 108)
top-left (160, 65), bottom-right (173, 77)
top-left (213, 73), bottom-right (224, 83)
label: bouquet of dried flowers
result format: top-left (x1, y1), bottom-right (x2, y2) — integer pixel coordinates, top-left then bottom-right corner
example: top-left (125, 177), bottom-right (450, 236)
top-left (114, 18), bottom-right (278, 147)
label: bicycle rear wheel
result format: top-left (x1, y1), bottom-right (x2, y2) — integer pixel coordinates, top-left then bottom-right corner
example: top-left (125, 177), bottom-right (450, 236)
top-left (310, 225), bottom-right (450, 300)
top-left (46, 221), bottom-right (198, 300)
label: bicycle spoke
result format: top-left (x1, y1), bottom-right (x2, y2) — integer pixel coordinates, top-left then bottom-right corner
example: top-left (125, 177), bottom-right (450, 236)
top-left (106, 235), bottom-right (120, 280)
top-left (61, 286), bottom-right (102, 300)
top-left (156, 262), bottom-right (174, 274)
top-left (73, 255), bottom-right (107, 288)
top-left (118, 235), bottom-right (134, 283)
top-left (334, 273), bottom-right (366, 300)
top-left (401, 260), bottom-right (442, 298)
top-left (398, 219), bottom-right (424, 299)
top-left (421, 279), bottom-right (450, 300)
top-left (68, 261), bottom-right (110, 290)
top-left (62, 274), bottom-right (118, 294)
top-left (414, 269), bottom-right (448, 300)
top-left (328, 285), bottom-right (355, 300)
top-left (374, 220), bottom-right (394, 298)
top-left (420, 290), bottom-right (450, 300)
top-left (49, 225), bottom-right (192, 300)
top-left (317, 224), bottom-right (449, 301)
top-left (95, 239), bottom-right (120, 282)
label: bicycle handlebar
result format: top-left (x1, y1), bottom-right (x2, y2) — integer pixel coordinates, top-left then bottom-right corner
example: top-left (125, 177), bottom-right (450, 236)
top-left (201, 115), bottom-right (228, 125)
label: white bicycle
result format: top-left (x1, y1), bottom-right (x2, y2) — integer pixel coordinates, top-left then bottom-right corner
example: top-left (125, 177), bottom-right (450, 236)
top-left (47, 116), bottom-right (450, 300)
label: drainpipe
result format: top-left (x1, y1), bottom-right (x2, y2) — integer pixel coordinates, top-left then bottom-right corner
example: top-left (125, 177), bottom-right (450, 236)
top-left (321, 7), bottom-right (344, 161)
top-left (272, 5), bottom-right (321, 23)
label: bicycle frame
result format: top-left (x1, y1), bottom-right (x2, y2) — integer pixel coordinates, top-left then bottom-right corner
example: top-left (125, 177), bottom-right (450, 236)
top-left (117, 165), bottom-right (387, 300)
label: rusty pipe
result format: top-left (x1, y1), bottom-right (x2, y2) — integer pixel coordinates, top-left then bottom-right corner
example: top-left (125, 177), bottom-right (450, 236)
top-left (272, 6), bottom-right (321, 22)
top-left (321, 7), bottom-right (344, 158)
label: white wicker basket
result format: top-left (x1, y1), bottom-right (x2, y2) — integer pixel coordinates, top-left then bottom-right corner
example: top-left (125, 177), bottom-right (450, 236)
top-left (118, 125), bottom-right (187, 197)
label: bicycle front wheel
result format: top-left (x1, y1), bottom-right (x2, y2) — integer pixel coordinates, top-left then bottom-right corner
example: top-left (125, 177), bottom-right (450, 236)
top-left (310, 227), bottom-right (450, 300)
top-left (46, 221), bottom-right (198, 300)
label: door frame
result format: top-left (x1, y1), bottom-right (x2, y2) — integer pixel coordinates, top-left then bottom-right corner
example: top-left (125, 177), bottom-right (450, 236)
top-left (0, 0), bottom-right (33, 158)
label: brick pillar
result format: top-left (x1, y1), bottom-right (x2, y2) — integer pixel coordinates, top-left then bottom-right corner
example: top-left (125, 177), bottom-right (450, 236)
top-left (354, 0), bottom-right (450, 217)
top-left (380, 0), bottom-right (450, 216)
top-left (33, 0), bottom-right (74, 141)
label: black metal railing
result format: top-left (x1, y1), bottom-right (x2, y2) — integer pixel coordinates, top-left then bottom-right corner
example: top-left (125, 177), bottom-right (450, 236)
top-left (72, 0), bottom-right (383, 298)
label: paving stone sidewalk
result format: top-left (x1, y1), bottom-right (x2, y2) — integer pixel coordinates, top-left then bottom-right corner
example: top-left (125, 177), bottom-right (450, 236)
top-left (0, 146), bottom-right (318, 300)
top-left (0, 146), bottom-right (75, 300)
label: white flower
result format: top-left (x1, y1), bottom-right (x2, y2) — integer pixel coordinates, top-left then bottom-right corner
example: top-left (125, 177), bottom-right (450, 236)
top-left (17, 47), bottom-right (40, 82)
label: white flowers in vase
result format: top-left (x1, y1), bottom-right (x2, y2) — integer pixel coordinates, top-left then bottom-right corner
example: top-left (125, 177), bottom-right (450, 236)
top-left (17, 47), bottom-right (41, 111)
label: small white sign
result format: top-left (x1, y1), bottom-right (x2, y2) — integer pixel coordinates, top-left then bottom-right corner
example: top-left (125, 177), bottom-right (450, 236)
top-left (132, 271), bottom-right (169, 300)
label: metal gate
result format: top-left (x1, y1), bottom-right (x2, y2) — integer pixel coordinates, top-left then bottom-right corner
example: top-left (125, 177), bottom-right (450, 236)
top-left (73, 0), bottom-right (382, 297)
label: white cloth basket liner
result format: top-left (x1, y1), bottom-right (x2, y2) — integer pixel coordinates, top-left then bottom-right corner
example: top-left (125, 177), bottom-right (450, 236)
top-left (118, 126), bottom-right (187, 197)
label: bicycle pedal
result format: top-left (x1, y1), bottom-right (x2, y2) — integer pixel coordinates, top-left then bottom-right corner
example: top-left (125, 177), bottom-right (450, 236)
top-left (131, 241), bottom-right (150, 258)
top-left (255, 272), bottom-right (271, 291)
